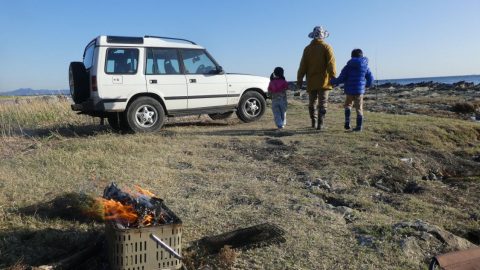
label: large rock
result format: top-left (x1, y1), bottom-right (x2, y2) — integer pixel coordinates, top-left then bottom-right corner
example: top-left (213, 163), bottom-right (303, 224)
top-left (394, 220), bottom-right (477, 251)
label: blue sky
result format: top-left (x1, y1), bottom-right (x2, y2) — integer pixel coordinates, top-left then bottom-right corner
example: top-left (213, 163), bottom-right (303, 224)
top-left (0, 0), bottom-right (479, 91)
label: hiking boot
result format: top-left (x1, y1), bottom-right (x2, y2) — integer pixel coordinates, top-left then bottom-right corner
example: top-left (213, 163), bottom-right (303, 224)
top-left (317, 109), bottom-right (326, 130)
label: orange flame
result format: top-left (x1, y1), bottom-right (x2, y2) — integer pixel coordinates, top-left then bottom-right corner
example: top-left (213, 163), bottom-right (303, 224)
top-left (97, 198), bottom-right (138, 224)
top-left (133, 185), bottom-right (156, 197)
top-left (95, 185), bottom-right (160, 227)
top-left (142, 214), bottom-right (153, 226)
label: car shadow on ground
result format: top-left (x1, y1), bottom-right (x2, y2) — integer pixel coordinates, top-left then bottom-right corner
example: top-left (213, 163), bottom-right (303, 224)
top-left (21, 120), bottom-right (231, 138)
top-left (16, 124), bottom-right (111, 138)
top-left (164, 120), bottom-right (230, 128)
top-left (12, 121), bottom-right (319, 139)
top-left (195, 127), bottom-right (323, 137)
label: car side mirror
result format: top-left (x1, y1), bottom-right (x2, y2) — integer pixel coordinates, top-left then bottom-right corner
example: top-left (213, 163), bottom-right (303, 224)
top-left (216, 66), bottom-right (224, 74)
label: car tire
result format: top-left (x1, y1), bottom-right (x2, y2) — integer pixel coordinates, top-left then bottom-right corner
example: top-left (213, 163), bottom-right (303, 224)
top-left (236, 91), bottom-right (266, 122)
top-left (107, 112), bottom-right (130, 132)
top-left (208, 111), bottom-right (234, 120)
top-left (69, 62), bottom-right (89, 104)
top-left (126, 97), bottom-right (165, 133)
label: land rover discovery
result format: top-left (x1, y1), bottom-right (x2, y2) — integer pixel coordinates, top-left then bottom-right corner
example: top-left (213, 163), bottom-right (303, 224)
top-left (69, 35), bottom-right (269, 132)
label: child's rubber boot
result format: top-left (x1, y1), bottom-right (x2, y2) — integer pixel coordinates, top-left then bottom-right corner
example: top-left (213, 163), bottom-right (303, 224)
top-left (344, 108), bottom-right (351, 130)
top-left (353, 115), bottom-right (363, 132)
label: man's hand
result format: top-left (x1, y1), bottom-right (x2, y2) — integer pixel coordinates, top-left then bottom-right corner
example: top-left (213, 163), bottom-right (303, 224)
top-left (296, 83), bottom-right (302, 91)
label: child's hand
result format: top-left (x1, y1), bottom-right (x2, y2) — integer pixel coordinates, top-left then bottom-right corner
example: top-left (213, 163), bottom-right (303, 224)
top-left (330, 78), bottom-right (337, 86)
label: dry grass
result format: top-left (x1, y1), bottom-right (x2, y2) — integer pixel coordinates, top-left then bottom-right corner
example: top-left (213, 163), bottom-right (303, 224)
top-left (218, 245), bottom-right (240, 269)
top-left (0, 96), bottom-right (97, 137)
top-left (0, 97), bottom-right (479, 269)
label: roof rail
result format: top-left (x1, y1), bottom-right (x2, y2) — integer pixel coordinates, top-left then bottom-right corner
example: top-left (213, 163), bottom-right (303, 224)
top-left (144, 35), bottom-right (197, 45)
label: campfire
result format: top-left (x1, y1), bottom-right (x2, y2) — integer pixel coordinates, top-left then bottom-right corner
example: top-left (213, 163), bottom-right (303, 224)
top-left (98, 183), bottom-right (183, 270)
top-left (96, 183), bottom-right (178, 228)
top-left (35, 184), bottom-right (285, 269)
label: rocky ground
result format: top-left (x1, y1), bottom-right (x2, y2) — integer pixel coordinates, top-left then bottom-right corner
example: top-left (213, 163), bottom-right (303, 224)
top-left (291, 80), bottom-right (480, 121)
top-left (1, 83), bottom-right (479, 269)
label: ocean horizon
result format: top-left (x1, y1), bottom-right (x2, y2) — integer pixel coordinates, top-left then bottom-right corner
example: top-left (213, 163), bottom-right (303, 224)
top-left (376, 74), bottom-right (480, 85)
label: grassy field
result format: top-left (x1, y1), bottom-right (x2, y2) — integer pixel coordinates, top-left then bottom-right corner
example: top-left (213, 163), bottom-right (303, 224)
top-left (0, 96), bottom-right (479, 269)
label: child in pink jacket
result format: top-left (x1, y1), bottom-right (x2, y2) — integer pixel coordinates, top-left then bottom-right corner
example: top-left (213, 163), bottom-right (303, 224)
top-left (268, 67), bottom-right (289, 129)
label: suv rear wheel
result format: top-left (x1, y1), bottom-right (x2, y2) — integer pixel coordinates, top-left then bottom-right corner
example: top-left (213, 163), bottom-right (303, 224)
top-left (126, 97), bottom-right (165, 133)
top-left (236, 91), bottom-right (266, 122)
top-left (69, 62), bottom-right (89, 103)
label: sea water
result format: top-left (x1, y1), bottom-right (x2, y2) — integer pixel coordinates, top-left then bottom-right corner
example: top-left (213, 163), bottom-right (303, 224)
top-left (377, 75), bottom-right (480, 85)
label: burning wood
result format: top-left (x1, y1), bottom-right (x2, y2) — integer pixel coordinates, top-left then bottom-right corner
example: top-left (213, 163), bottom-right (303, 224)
top-left (97, 182), bottom-right (176, 228)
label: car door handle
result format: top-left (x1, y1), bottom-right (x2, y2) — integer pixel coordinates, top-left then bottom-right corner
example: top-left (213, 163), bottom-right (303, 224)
top-left (149, 79), bottom-right (157, 84)
top-left (189, 79), bottom-right (197, 83)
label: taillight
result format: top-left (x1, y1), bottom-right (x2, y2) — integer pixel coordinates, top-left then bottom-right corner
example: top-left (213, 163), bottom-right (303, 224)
top-left (91, 76), bottom-right (98, 92)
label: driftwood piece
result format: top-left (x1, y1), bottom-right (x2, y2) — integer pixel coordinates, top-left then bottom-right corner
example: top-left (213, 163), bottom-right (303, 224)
top-left (35, 236), bottom-right (104, 270)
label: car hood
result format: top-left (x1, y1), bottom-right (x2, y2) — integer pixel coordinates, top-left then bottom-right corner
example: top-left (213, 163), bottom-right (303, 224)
top-left (225, 73), bottom-right (270, 84)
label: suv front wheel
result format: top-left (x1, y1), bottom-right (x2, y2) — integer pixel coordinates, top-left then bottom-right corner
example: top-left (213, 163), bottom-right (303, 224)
top-left (126, 97), bottom-right (165, 133)
top-left (236, 91), bottom-right (266, 122)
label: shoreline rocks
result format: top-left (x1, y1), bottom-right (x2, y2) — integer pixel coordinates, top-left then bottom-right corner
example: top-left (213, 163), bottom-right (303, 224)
top-left (289, 80), bottom-right (480, 120)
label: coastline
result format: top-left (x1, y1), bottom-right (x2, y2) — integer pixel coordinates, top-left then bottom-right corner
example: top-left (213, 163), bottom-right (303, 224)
top-left (377, 74), bottom-right (480, 86)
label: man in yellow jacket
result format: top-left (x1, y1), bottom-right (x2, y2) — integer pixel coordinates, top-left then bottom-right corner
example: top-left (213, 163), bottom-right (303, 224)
top-left (297, 26), bottom-right (336, 130)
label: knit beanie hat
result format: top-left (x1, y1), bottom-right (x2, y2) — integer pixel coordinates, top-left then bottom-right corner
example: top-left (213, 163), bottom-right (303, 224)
top-left (308, 26), bottom-right (329, 39)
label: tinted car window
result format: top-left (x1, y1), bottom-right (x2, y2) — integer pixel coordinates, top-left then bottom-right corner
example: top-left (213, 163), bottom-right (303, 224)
top-left (181, 49), bottom-right (217, 74)
top-left (146, 48), bottom-right (180, 75)
top-left (105, 48), bottom-right (139, 74)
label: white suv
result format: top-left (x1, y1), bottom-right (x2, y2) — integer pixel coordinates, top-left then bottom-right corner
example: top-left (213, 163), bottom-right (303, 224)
top-left (69, 35), bottom-right (269, 132)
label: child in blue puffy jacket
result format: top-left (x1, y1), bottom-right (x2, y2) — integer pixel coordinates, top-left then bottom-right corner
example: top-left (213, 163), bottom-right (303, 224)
top-left (331, 49), bottom-right (374, 131)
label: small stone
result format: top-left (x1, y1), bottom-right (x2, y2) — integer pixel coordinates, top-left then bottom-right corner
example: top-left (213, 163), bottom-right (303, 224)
top-left (325, 203), bottom-right (335, 210)
top-left (357, 235), bottom-right (375, 247)
top-left (400, 158), bottom-right (413, 163)
top-left (334, 206), bottom-right (354, 215)
top-left (374, 182), bottom-right (391, 192)
top-left (305, 181), bottom-right (312, 188)
top-left (313, 178), bottom-right (331, 190)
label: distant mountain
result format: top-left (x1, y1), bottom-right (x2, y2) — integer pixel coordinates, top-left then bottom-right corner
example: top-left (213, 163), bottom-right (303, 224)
top-left (0, 88), bottom-right (70, 96)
